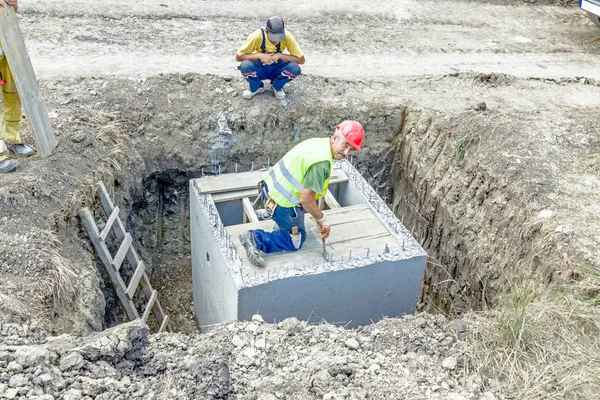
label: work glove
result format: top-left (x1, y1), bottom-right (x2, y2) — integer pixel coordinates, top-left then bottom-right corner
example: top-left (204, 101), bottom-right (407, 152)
top-left (316, 215), bottom-right (331, 240)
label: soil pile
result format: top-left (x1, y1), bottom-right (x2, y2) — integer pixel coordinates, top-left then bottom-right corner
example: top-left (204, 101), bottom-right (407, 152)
top-left (0, 314), bottom-right (504, 400)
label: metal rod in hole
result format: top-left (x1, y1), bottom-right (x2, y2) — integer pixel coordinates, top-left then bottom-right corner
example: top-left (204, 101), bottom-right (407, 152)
top-left (349, 250), bottom-right (352, 260)
top-left (367, 248), bottom-right (370, 257)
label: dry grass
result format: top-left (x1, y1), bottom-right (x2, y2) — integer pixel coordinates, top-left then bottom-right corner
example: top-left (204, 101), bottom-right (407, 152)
top-left (31, 230), bottom-right (78, 308)
top-left (53, 120), bottom-right (129, 229)
top-left (461, 267), bottom-right (600, 399)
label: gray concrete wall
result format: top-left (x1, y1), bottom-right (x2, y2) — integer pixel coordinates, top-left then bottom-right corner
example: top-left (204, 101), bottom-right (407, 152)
top-left (216, 199), bottom-right (244, 226)
top-left (190, 184), bottom-right (238, 328)
top-left (336, 181), bottom-right (366, 207)
top-left (237, 255), bottom-right (427, 328)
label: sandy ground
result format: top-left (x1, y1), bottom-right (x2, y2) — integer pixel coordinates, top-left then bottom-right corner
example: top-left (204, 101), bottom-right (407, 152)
top-left (22, 0), bottom-right (600, 81)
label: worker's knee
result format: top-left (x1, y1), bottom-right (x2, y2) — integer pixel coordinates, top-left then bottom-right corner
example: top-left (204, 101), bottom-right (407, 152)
top-left (283, 62), bottom-right (301, 78)
top-left (238, 60), bottom-right (258, 74)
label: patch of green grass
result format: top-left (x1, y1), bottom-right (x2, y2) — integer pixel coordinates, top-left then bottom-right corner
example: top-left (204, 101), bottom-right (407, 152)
top-left (453, 136), bottom-right (468, 163)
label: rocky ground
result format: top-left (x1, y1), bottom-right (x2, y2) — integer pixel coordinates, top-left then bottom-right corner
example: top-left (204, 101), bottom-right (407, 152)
top-left (0, 315), bottom-right (504, 400)
top-left (1, 0), bottom-right (600, 398)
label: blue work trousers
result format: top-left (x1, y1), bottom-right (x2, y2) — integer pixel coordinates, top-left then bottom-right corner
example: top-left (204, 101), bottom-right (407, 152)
top-left (251, 185), bottom-right (306, 253)
top-left (238, 59), bottom-right (301, 92)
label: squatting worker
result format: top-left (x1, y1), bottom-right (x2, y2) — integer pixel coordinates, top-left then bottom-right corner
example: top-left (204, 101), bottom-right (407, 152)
top-left (239, 121), bottom-right (365, 268)
top-left (0, 0), bottom-right (35, 174)
top-left (235, 16), bottom-right (305, 101)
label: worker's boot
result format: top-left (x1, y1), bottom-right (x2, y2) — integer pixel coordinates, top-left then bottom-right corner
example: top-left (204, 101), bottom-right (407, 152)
top-left (273, 88), bottom-right (286, 100)
top-left (0, 157), bottom-right (17, 173)
top-left (239, 231), bottom-right (265, 268)
top-left (6, 143), bottom-right (35, 158)
top-left (242, 86), bottom-right (265, 100)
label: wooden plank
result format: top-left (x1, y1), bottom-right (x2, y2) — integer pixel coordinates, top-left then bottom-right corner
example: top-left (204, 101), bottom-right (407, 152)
top-left (242, 197), bottom-right (259, 223)
top-left (78, 207), bottom-right (139, 320)
top-left (111, 233), bottom-right (132, 271)
top-left (211, 188), bottom-right (258, 203)
top-left (226, 204), bottom-right (401, 271)
top-left (158, 314), bottom-right (170, 333)
top-left (99, 206), bottom-right (119, 241)
top-left (196, 167), bottom-right (349, 194)
top-left (324, 191), bottom-right (341, 209)
top-left (141, 273), bottom-right (167, 324)
top-left (141, 290), bottom-right (158, 323)
top-left (0, 1), bottom-right (57, 158)
top-left (125, 260), bottom-right (145, 299)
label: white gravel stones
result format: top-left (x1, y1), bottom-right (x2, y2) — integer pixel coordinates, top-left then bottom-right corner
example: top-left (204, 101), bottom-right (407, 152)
top-left (59, 352), bottom-right (84, 372)
top-left (442, 356), bottom-right (458, 370)
top-left (252, 314), bottom-right (265, 323)
top-left (6, 361), bottom-right (22, 373)
top-left (345, 338), bottom-right (360, 350)
top-left (3, 388), bottom-right (19, 399)
top-left (8, 373), bottom-right (28, 388)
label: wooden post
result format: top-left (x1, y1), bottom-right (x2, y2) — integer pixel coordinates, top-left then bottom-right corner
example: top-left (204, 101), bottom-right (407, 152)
top-left (0, 0), bottom-right (57, 158)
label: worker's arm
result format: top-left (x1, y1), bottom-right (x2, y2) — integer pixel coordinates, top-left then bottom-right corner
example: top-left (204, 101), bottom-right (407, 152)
top-left (299, 188), bottom-right (331, 239)
top-left (235, 52), bottom-right (272, 64)
top-left (272, 53), bottom-right (305, 65)
top-left (1, 0), bottom-right (18, 12)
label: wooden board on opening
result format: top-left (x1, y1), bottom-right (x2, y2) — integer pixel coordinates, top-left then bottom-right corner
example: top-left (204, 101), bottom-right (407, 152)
top-left (196, 167), bottom-right (349, 195)
top-left (0, 2), bottom-right (56, 158)
top-left (226, 205), bottom-right (397, 273)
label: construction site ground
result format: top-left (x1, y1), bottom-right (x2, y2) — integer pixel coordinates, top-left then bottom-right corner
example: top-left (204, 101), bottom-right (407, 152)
top-left (1, 0), bottom-right (599, 399)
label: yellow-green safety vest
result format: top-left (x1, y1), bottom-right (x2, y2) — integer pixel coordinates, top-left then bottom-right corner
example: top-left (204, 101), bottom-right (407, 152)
top-left (263, 137), bottom-right (333, 208)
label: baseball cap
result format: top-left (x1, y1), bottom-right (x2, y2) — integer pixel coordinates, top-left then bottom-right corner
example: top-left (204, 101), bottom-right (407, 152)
top-left (265, 16), bottom-right (286, 42)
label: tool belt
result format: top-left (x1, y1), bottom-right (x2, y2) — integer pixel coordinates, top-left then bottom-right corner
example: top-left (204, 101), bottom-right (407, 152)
top-left (256, 180), bottom-right (278, 219)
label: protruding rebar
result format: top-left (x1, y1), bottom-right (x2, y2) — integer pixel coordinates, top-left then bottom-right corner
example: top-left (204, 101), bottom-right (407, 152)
top-left (251, 161), bottom-right (254, 171)
top-left (366, 248), bottom-right (370, 257)
top-left (235, 163), bottom-right (238, 173)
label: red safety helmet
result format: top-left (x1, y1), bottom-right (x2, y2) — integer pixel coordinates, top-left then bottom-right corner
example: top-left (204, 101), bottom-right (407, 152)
top-left (335, 120), bottom-right (365, 151)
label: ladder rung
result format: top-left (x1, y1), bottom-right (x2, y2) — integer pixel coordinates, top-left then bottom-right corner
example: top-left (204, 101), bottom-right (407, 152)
top-left (141, 290), bottom-right (158, 323)
top-left (159, 314), bottom-right (170, 333)
top-left (111, 233), bottom-right (132, 271)
top-left (99, 206), bottom-right (120, 241)
top-left (126, 261), bottom-right (145, 299)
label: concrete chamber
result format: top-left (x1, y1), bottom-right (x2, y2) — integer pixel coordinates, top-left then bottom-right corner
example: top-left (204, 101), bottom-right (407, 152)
top-left (190, 160), bottom-right (427, 329)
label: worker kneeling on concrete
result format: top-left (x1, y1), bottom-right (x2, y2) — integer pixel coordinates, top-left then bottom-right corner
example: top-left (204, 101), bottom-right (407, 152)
top-left (239, 120), bottom-right (365, 267)
top-left (235, 16), bottom-right (305, 101)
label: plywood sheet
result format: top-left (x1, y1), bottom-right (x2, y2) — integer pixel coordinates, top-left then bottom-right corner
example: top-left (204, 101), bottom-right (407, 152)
top-left (226, 205), bottom-right (397, 274)
top-left (196, 167), bottom-right (349, 194)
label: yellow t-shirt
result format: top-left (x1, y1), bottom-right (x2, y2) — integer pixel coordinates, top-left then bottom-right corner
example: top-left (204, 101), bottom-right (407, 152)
top-left (237, 29), bottom-right (304, 58)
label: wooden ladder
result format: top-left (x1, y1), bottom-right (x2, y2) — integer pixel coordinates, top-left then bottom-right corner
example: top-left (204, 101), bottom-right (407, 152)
top-left (79, 182), bottom-right (169, 333)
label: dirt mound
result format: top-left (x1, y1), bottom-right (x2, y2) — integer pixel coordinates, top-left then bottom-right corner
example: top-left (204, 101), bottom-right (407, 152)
top-left (0, 314), bottom-right (504, 400)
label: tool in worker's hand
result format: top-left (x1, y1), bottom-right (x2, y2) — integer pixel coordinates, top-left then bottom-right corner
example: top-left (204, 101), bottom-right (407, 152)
top-left (322, 237), bottom-right (329, 261)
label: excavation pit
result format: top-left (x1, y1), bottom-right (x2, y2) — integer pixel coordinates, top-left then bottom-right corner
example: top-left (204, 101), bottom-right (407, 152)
top-left (190, 160), bottom-right (427, 329)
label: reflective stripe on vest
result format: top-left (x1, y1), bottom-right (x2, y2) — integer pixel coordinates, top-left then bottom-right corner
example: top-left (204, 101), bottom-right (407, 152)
top-left (263, 137), bottom-right (333, 208)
